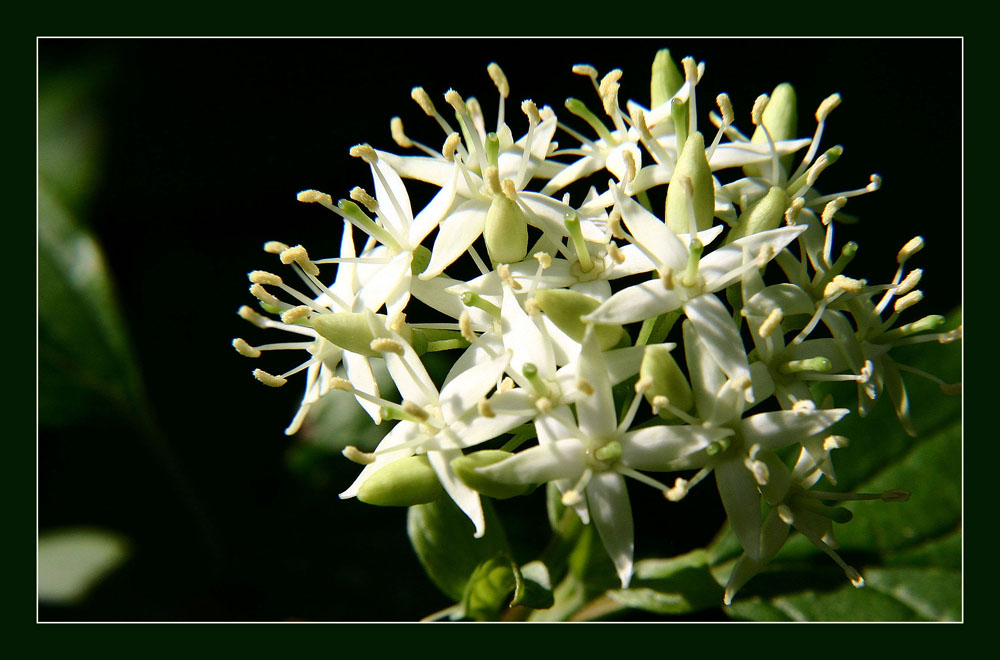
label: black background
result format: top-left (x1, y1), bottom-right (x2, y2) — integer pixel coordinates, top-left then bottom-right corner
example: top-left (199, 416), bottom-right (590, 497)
top-left (37, 37), bottom-right (962, 622)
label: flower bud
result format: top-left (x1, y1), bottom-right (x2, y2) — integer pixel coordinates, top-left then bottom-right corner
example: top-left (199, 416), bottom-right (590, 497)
top-left (665, 132), bottom-right (714, 234)
top-left (725, 186), bottom-right (789, 244)
top-left (639, 344), bottom-right (693, 418)
top-left (411, 244), bottom-right (432, 275)
top-left (451, 450), bottom-right (531, 499)
top-left (357, 455), bottom-right (444, 506)
top-left (744, 82), bottom-right (798, 179)
top-left (531, 289), bottom-right (623, 350)
top-left (650, 48), bottom-right (684, 109)
top-left (310, 312), bottom-right (412, 357)
top-left (484, 195), bottom-right (529, 265)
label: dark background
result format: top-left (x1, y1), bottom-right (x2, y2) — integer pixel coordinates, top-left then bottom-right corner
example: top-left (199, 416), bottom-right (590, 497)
top-left (37, 37), bottom-right (962, 622)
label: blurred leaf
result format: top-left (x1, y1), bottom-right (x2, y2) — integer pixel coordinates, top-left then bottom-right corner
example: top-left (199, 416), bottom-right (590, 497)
top-left (458, 553), bottom-right (519, 621)
top-left (407, 497), bottom-right (510, 603)
top-left (38, 528), bottom-right (130, 605)
top-left (512, 560), bottom-right (554, 610)
top-left (715, 308), bottom-right (962, 621)
top-left (606, 549), bottom-right (725, 615)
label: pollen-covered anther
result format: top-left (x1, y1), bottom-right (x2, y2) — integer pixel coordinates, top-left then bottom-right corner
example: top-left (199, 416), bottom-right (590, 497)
top-left (745, 457), bottom-right (770, 486)
top-left (442, 132), bottom-right (462, 163)
top-left (522, 99), bottom-right (540, 124)
top-left (561, 489), bottom-right (583, 506)
top-left (342, 445), bottom-right (376, 465)
top-left (634, 377), bottom-right (653, 395)
top-left (459, 311), bottom-right (476, 344)
top-left (606, 242), bottom-right (625, 265)
top-left (349, 143), bottom-right (378, 164)
top-left (893, 290), bottom-right (924, 314)
top-left (729, 375), bottom-right (753, 392)
top-left (329, 377), bottom-right (353, 392)
top-left (824, 435), bottom-right (849, 451)
top-left (232, 338), bottom-right (261, 358)
top-left (751, 93), bottom-right (770, 126)
top-left (370, 338), bottom-right (405, 355)
top-left (571, 64), bottom-right (598, 82)
top-left (263, 241), bottom-right (289, 254)
top-left (402, 401), bottom-right (429, 422)
top-left (238, 305), bottom-right (270, 328)
top-left (249, 283), bottom-right (281, 306)
top-left (535, 397), bottom-right (553, 413)
top-left (280, 305), bottom-right (311, 324)
top-left (486, 62), bottom-right (509, 98)
top-left (777, 504), bottom-right (795, 524)
top-left (248, 270), bottom-right (283, 286)
top-left (607, 207), bottom-right (624, 239)
top-left (821, 196), bottom-right (847, 226)
top-left (253, 369), bottom-right (287, 388)
top-left (390, 117), bottom-right (413, 149)
top-left (758, 309), bottom-right (784, 338)
top-left (499, 377), bottom-right (515, 393)
top-left (897, 236), bottom-right (925, 263)
top-left (500, 178), bottom-right (518, 202)
top-left (350, 187), bottom-right (379, 214)
top-left (716, 93), bottom-right (734, 125)
top-left (792, 399), bottom-right (817, 415)
top-left (524, 298), bottom-right (541, 316)
top-left (867, 174), bottom-right (882, 192)
top-left (484, 166), bottom-right (502, 195)
top-left (444, 89), bottom-right (467, 115)
top-left (533, 251), bottom-right (552, 269)
top-left (665, 478), bottom-right (689, 502)
top-left (577, 379), bottom-right (596, 396)
top-left (411, 87), bottom-right (437, 116)
top-left (816, 93), bottom-right (842, 122)
top-left (622, 149), bottom-right (636, 184)
top-left (477, 398), bottom-right (496, 419)
top-left (296, 189), bottom-right (330, 204)
top-left (895, 269), bottom-right (923, 297)
top-left (784, 196), bottom-right (805, 225)
top-left (651, 395), bottom-right (670, 415)
top-left (280, 245), bottom-right (320, 276)
top-left (824, 274), bottom-right (866, 298)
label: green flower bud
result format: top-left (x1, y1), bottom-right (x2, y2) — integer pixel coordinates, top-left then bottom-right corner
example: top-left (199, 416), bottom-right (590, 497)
top-left (310, 312), bottom-right (412, 357)
top-left (665, 132), bottom-right (714, 234)
top-left (411, 244), bottom-right (432, 275)
top-left (484, 195), bottom-right (528, 265)
top-left (640, 344), bottom-right (693, 419)
top-left (531, 289), bottom-right (623, 350)
top-left (724, 186), bottom-right (789, 244)
top-left (357, 455), bottom-right (444, 506)
top-left (744, 82), bottom-right (798, 179)
top-left (451, 450), bottom-right (531, 499)
top-left (650, 49), bottom-right (684, 109)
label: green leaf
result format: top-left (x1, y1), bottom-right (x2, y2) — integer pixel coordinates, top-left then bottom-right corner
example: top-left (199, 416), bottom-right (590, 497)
top-left (38, 528), bottom-right (130, 605)
top-left (606, 549), bottom-right (725, 615)
top-left (407, 497), bottom-right (510, 602)
top-left (512, 560), bottom-right (555, 610)
top-left (459, 554), bottom-right (519, 621)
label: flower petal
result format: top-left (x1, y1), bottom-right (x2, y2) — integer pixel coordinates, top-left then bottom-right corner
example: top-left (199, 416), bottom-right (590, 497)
top-left (587, 471), bottom-right (634, 588)
top-left (583, 279), bottom-right (683, 326)
top-left (477, 437), bottom-right (586, 484)
top-left (739, 408), bottom-right (850, 450)
top-left (621, 425), bottom-right (734, 471)
top-left (420, 200), bottom-right (488, 280)
top-left (715, 456), bottom-right (763, 561)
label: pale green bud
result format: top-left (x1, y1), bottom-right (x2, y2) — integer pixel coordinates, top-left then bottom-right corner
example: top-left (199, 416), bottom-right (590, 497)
top-left (357, 455), bottom-right (443, 506)
top-left (665, 132), bottom-right (714, 234)
top-left (310, 312), bottom-right (412, 357)
top-left (531, 288), bottom-right (623, 350)
top-left (650, 49), bottom-right (684, 109)
top-left (724, 186), bottom-right (789, 244)
top-left (484, 195), bottom-right (528, 265)
top-left (411, 244), bottom-right (431, 275)
top-left (745, 83), bottom-right (798, 179)
top-left (452, 450), bottom-right (531, 499)
top-left (639, 344), bottom-right (693, 419)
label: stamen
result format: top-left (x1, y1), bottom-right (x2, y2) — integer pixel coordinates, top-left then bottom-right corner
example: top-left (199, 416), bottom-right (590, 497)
top-left (895, 269), bottom-right (923, 297)
top-left (411, 86), bottom-right (437, 116)
top-left (442, 132), bottom-right (462, 163)
top-left (402, 401), bottom-right (429, 422)
top-left (893, 290), bottom-right (924, 314)
top-left (745, 456), bottom-right (770, 486)
top-left (484, 166), bottom-right (502, 195)
top-left (502, 178), bottom-right (518, 202)
top-left (249, 283), bottom-right (282, 306)
top-left (280, 305), bottom-right (311, 324)
top-left (349, 143), bottom-right (378, 165)
top-left (665, 477), bottom-right (689, 502)
top-left (607, 242), bottom-right (625, 264)
top-left (263, 240), bottom-right (289, 254)
top-left (789, 93), bottom-right (842, 182)
top-left (793, 399), bottom-right (817, 414)
top-left (751, 94), bottom-right (769, 126)
top-left (297, 189), bottom-right (331, 205)
top-left (533, 251), bottom-right (552, 270)
top-left (524, 298), bottom-right (541, 316)
top-left (329, 377), bottom-right (353, 392)
top-left (238, 305), bottom-right (271, 328)
top-left (535, 397), bottom-right (553, 413)
top-left (563, 468), bottom-right (594, 506)
top-left (497, 263), bottom-right (522, 290)
top-left (758, 309), bottom-right (784, 338)
top-left (390, 117), bottom-right (413, 149)
top-left (342, 445), bottom-right (376, 465)
top-left (572, 64), bottom-right (599, 90)
top-left (350, 187), bottom-right (379, 214)
top-left (370, 338), bottom-right (405, 355)
top-left (577, 379), bottom-right (595, 396)
top-left (823, 274), bottom-right (866, 297)
top-left (253, 369), bottom-right (287, 388)
top-left (897, 236), bottom-right (925, 263)
top-left (499, 377), bottom-right (515, 393)
top-left (232, 338), bottom-right (261, 358)
top-left (249, 270), bottom-right (283, 286)
top-left (280, 245), bottom-right (320, 277)
top-left (459, 311), bottom-right (477, 344)
top-left (478, 398), bottom-right (496, 418)
top-left (682, 57), bottom-right (699, 133)
top-left (487, 62), bottom-right (509, 98)
top-left (705, 93), bottom-right (734, 161)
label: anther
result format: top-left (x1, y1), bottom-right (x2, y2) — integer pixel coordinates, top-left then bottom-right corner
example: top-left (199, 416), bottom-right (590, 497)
top-left (792, 399), bottom-right (817, 414)
top-left (280, 305), bottom-right (311, 324)
top-left (572, 64), bottom-right (598, 81)
top-left (660, 266), bottom-right (675, 290)
top-left (784, 196), bottom-right (805, 225)
top-left (232, 338), bottom-right (261, 358)
top-left (442, 132), bottom-right (462, 162)
top-left (665, 478), bottom-right (689, 502)
top-left (370, 338), bottom-right (405, 355)
top-left (777, 504), bottom-right (795, 524)
top-left (484, 166), bottom-right (502, 195)
top-left (249, 283), bottom-right (281, 306)
top-left (651, 395), bottom-right (670, 415)
top-left (893, 290), bottom-right (924, 314)
top-left (729, 375), bottom-right (753, 392)
top-left (758, 309), bottom-right (784, 338)
top-left (444, 89), bottom-right (467, 115)
top-left (487, 62), bottom-right (509, 98)
top-left (623, 149), bottom-right (637, 184)
top-left (535, 397), bottom-right (553, 413)
top-left (248, 270), bottom-right (283, 286)
top-left (499, 377), bottom-right (515, 393)
top-left (577, 379), bottom-right (595, 396)
top-left (561, 489), bottom-right (583, 506)
top-left (745, 457), bottom-right (770, 486)
top-left (253, 369), bottom-right (287, 388)
top-left (329, 377), bottom-right (353, 392)
top-left (390, 117), bottom-right (413, 148)
top-left (816, 93), bottom-right (842, 122)
top-left (607, 207), bottom-right (624, 239)
top-left (498, 263), bottom-right (522, 290)
top-left (824, 435), bottom-right (849, 451)
top-left (342, 445), bottom-right (376, 465)
top-left (751, 94), bottom-right (770, 126)
top-left (459, 311), bottom-right (476, 344)
top-left (821, 196), bottom-right (847, 226)
top-left (634, 377), bottom-right (653, 395)
top-left (716, 93), bottom-right (734, 125)
top-left (533, 252), bottom-right (552, 269)
top-left (823, 274), bottom-right (866, 298)
top-left (349, 143), bottom-right (378, 164)
top-left (350, 187), bottom-right (379, 214)
top-left (607, 242), bottom-right (625, 264)
top-left (411, 87), bottom-right (437, 116)
top-left (402, 401), bottom-right (429, 422)
top-left (895, 269), bottom-right (923, 297)
top-left (522, 99), bottom-right (540, 124)
top-left (478, 399), bottom-right (496, 418)
top-left (846, 567), bottom-right (865, 588)
top-left (897, 236), bottom-right (924, 263)
top-left (501, 178), bottom-right (518, 202)
top-left (524, 298), bottom-right (541, 316)
top-left (280, 245), bottom-right (320, 276)
top-left (238, 305), bottom-right (270, 328)
top-left (296, 189), bottom-right (330, 204)
top-left (263, 241), bottom-right (289, 254)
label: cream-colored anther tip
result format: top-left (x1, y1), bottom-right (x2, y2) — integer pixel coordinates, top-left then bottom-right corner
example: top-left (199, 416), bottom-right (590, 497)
top-left (263, 241), bottom-right (289, 254)
top-left (349, 144), bottom-right (378, 163)
top-left (297, 189), bottom-right (328, 204)
top-left (248, 270), bottom-right (282, 286)
top-left (487, 62), bottom-right (509, 98)
top-left (253, 369), bottom-right (287, 388)
top-left (232, 338), bottom-right (261, 358)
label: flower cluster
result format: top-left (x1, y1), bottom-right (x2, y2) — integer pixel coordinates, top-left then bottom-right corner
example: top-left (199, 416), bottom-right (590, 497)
top-left (233, 49), bottom-right (960, 606)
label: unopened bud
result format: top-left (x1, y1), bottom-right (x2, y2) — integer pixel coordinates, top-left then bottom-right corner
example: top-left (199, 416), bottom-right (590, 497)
top-left (357, 456), bottom-right (444, 506)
